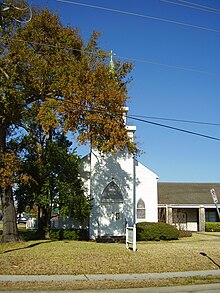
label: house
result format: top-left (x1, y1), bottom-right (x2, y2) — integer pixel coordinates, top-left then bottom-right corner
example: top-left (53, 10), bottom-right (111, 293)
top-left (80, 110), bottom-right (158, 240)
top-left (158, 182), bottom-right (220, 232)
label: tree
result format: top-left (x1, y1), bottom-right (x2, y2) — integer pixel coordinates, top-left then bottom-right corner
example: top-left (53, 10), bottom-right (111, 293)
top-left (13, 113), bottom-right (90, 237)
top-left (0, 7), bottom-right (135, 242)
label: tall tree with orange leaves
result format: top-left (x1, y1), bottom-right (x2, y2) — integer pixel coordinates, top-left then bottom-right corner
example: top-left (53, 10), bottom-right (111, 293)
top-left (0, 7), bottom-right (135, 242)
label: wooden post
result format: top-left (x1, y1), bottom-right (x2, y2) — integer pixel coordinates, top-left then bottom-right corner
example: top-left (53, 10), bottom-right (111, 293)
top-left (133, 224), bottom-right (136, 251)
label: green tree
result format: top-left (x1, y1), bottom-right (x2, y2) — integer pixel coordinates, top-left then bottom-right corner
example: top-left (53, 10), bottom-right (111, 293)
top-left (14, 114), bottom-right (90, 238)
top-left (0, 7), bottom-right (135, 242)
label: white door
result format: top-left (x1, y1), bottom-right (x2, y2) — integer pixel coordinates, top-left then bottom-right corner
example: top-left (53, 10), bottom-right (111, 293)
top-left (99, 202), bottom-right (124, 236)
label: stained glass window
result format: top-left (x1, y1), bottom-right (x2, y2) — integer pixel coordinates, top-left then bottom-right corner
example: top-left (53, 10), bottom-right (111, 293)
top-left (101, 181), bottom-right (123, 203)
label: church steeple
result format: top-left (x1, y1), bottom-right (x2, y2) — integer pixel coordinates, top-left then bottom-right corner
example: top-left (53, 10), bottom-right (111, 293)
top-left (109, 50), bottom-right (116, 76)
top-left (109, 53), bottom-right (136, 141)
top-left (123, 107), bottom-right (136, 141)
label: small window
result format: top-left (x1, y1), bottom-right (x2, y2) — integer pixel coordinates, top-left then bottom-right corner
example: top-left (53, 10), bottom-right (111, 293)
top-left (206, 210), bottom-right (218, 222)
top-left (137, 199), bottom-right (146, 219)
top-left (116, 213), bottom-right (120, 220)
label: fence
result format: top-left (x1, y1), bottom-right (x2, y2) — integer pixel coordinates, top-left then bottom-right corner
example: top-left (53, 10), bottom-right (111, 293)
top-left (25, 216), bottom-right (87, 230)
top-left (50, 216), bottom-right (88, 230)
top-left (125, 224), bottom-right (136, 251)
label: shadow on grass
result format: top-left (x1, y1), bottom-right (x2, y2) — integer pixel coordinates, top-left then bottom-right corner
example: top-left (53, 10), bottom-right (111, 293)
top-left (2, 240), bottom-right (56, 254)
top-left (0, 225), bottom-right (58, 254)
top-left (200, 252), bottom-right (220, 269)
top-left (198, 232), bottom-right (220, 238)
top-left (0, 224), bottom-right (43, 242)
top-left (18, 229), bottom-right (40, 241)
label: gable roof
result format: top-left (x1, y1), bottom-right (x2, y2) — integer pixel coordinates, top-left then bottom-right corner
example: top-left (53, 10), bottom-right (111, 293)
top-left (136, 160), bottom-right (159, 179)
top-left (158, 182), bottom-right (220, 205)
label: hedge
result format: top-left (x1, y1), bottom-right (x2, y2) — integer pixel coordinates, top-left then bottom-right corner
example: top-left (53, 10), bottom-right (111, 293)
top-left (137, 222), bottom-right (179, 241)
top-left (205, 222), bottom-right (220, 232)
top-left (178, 230), bottom-right (192, 238)
top-left (49, 229), bottom-right (89, 240)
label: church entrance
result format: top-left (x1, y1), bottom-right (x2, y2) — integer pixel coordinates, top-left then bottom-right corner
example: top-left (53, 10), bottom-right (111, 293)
top-left (99, 181), bottom-right (125, 236)
top-left (99, 202), bottom-right (125, 236)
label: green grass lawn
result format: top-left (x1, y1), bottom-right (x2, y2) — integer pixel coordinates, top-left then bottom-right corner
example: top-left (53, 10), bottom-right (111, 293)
top-left (0, 227), bottom-right (220, 291)
top-left (0, 229), bottom-right (220, 275)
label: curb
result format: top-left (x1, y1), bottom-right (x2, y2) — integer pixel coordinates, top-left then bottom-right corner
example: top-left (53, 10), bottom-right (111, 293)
top-left (0, 270), bottom-right (220, 282)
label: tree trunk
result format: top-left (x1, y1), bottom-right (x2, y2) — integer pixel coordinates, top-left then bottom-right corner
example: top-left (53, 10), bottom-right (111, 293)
top-left (1, 187), bottom-right (19, 242)
top-left (0, 124), bottom-right (19, 242)
top-left (37, 206), bottom-right (51, 239)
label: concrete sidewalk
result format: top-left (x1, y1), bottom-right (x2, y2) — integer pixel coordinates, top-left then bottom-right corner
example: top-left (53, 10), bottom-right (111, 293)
top-left (2, 284), bottom-right (219, 293)
top-left (0, 269), bottom-right (219, 282)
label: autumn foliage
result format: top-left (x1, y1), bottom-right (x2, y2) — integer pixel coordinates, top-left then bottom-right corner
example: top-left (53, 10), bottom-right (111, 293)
top-left (0, 7), bottom-right (135, 241)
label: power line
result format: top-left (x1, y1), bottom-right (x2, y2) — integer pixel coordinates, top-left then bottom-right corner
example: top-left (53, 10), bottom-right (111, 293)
top-left (42, 100), bottom-right (220, 142)
top-left (56, 0), bottom-right (220, 34)
top-left (129, 114), bottom-right (220, 127)
top-left (127, 115), bottom-right (220, 142)
top-left (2, 84), bottom-right (220, 143)
top-left (116, 55), bottom-right (220, 77)
top-left (2, 36), bottom-right (220, 78)
top-left (48, 100), bottom-right (220, 142)
top-left (53, 100), bottom-right (220, 129)
top-left (177, 0), bottom-right (220, 13)
top-left (161, 0), bottom-right (220, 15)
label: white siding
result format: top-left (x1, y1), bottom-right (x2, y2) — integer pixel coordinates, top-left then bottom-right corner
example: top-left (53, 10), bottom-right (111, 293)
top-left (89, 149), bottom-right (134, 239)
top-left (135, 161), bottom-right (158, 223)
top-left (80, 150), bottom-right (158, 239)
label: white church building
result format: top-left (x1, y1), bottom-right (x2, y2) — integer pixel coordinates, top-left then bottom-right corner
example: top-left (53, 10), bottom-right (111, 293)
top-left (80, 109), bottom-right (159, 240)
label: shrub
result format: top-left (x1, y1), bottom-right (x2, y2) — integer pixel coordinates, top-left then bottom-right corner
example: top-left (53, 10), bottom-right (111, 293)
top-left (136, 222), bottom-right (179, 241)
top-left (178, 230), bottom-right (192, 238)
top-left (49, 229), bottom-right (88, 240)
top-left (205, 222), bottom-right (220, 232)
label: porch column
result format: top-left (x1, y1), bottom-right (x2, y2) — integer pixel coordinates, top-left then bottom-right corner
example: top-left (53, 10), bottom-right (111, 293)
top-left (166, 205), bottom-right (173, 225)
top-left (198, 205), bottom-right (205, 232)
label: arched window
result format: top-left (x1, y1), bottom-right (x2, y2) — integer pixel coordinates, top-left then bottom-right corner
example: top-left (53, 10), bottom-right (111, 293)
top-left (137, 198), bottom-right (145, 219)
top-left (101, 181), bottom-right (123, 203)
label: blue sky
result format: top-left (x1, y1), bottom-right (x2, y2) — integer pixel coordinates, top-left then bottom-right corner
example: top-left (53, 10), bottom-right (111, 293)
top-left (31, 0), bottom-right (220, 183)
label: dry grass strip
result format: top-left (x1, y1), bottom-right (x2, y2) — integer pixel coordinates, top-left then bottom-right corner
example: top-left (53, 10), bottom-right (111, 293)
top-left (0, 276), bottom-right (220, 291)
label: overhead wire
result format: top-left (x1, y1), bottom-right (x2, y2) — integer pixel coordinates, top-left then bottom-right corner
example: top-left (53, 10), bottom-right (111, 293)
top-left (116, 55), bottom-right (220, 77)
top-left (40, 100), bottom-right (220, 142)
top-left (63, 102), bottom-right (220, 142)
top-left (56, 0), bottom-right (220, 34)
top-left (1, 62), bottom-right (220, 142)
top-left (1, 0), bottom-right (220, 77)
top-left (1, 36), bottom-right (220, 78)
top-left (10, 96), bottom-right (220, 142)
top-left (128, 114), bottom-right (220, 127)
top-left (160, 0), bottom-right (220, 15)
top-left (1, 1), bottom-right (220, 142)
top-left (47, 99), bottom-right (220, 129)
top-left (177, 0), bottom-right (220, 13)
top-left (127, 115), bottom-right (220, 142)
